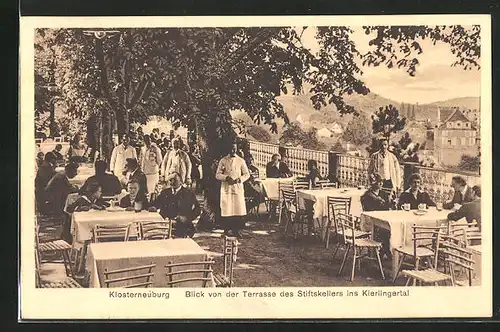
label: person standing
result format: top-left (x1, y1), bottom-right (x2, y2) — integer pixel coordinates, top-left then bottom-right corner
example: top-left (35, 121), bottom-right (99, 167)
top-left (216, 141), bottom-right (251, 237)
top-left (367, 138), bottom-right (402, 193)
top-left (161, 138), bottom-right (192, 186)
top-left (67, 134), bottom-right (88, 163)
top-left (141, 135), bottom-right (163, 197)
top-left (110, 134), bottom-right (137, 183)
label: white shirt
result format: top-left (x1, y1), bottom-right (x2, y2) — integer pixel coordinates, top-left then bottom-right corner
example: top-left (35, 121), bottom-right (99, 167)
top-left (382, 153), bottom-right (391, 180)
top-left (110, 144), bottom-right (137, 175)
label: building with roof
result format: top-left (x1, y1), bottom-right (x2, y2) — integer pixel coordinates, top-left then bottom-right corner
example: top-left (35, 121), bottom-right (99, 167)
top-left (433, 107), bottom-right (480, 166)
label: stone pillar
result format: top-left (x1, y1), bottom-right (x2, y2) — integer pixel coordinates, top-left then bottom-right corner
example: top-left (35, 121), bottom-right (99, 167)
top-left (328, 152), bottom-right (340, 183)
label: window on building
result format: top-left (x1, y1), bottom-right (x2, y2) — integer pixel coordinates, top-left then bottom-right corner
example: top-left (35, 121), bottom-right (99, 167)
top-left (465, 123), bottom-right (469, 128)
top-left (448, 139), bottom-right (452, 145)
top-left (456, 121), bottom-right (461, 127)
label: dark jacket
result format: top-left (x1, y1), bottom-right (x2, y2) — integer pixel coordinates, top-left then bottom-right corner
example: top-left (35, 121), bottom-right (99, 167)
top-left (443, 186), bottom-right (475, 210)
top-left (448, 198), bottom-right (481, 228)
top-left (361, 189), bottom-right (390, 212)
top-left (35, 161), bottom-right (56, 209)
top-left (266, 161), bottom-right (292, 178)
top-left (152, 187), bottom-right (201, 222)
top-left (119, 194), bottom-right (149, 209)
top-left (66, 195), bottom-right (109, 213)
top-left (398, 190), bottom-right (436, 210)
top-left (45, 172), bottom-right (78, 216)
top-left (127, 169), bottom-right (148, 196)
top-left (80, 174), bottom-right (122, 197)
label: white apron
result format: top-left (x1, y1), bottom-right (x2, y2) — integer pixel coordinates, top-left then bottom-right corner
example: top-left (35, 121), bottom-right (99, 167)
top-left (216, 155), bottom-right (250, 217)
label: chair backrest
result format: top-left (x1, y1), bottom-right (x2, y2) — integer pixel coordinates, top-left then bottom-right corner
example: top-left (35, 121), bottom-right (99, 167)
top-left (327, 196), bottom-right (352, 234)
top-left (103, 262), bottom-right (156, 288)
top-left (410, 224), bottom-right (442, 268)
top-left (438, 234), bottom-right (475, 286)
top-left (336, 213), bottom-right (360, 245)
top-left (449, 220), bottom-right (480, 247)
top-left (165, 258), bottom-right (215, 288)
top-left (321, 182), bottom-right (338, 189)
top-left (250, 170), bottom-right (259, 180)
top-left (92, 224), bottom-right (131, 243)
top-left (140, 220), bottom-right (172, 240)
top-left (293, 180), bottom-right (310, 190)
top-left (223, 236), bottom-right (239, 286)
top-left (281, 189), bottom-right (297, 213)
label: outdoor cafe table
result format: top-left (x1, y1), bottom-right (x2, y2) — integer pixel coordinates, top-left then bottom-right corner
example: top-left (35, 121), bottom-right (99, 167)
top-left (56, 164), bottom-right (94, 186)
top-left (360, 208), bottom-right (450, 278)
top-left (296, 187), bottom-right (364, 240)
top-left (256, 177), bottom-right (295, 201)
top-left (86, 238), bottom-right (214, 288)
top-left (71, 209), bottom-right (164, 247)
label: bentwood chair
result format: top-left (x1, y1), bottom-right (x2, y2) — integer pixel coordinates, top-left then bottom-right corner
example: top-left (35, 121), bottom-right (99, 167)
top-left (321, 182), bottom-right (338, 189)
top-left (139, 220), bottom-right (172, 240)
top-left (393, 225), bottom-right (442, 283)
top-left (103, 262), bottom-right (156, 288)
top-left (214, 236), bottom-right (239, 287)
top-left (281, 189), bottom-right (309, 239)
top-left (439, 235), bottom-right (475, 286)
top-left (448, 220), bottom-right (481, 247)
top-left (165, 258), bottom-right (215, 288)
top-left (35, 244), bottom-right (81, 288)
top-left (35, 224), bottom-right (76, 278)
top-left (92, 224), bottom-right (132, 243)
top-left (337, 213), bottom-right (385, 281)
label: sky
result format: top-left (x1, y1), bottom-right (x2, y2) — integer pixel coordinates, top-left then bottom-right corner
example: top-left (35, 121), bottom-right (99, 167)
top-left (299, 27), bottom-right (481, 104)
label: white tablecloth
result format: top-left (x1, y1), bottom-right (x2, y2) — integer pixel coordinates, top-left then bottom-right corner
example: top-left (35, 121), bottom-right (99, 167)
top-left (257, 177), bottom-right (295, 200)
top-left (360, 208), bottom-right (449, 277)
top-left (71, 210), bottom-right (164, 245)
top-left (56, 165), bottom-right (95, 186)
top-left (296, 188), bottom-right (364, 240)
top-left (86, 239), bottom-right (213, 288)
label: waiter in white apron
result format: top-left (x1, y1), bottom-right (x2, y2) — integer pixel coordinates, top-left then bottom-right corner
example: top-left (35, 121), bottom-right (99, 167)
top-left (215, 141), bottom-right (250, 237)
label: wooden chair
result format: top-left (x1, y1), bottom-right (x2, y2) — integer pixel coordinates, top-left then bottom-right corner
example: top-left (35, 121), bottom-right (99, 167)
top-left (401, 233), bottom-right (454, 286)
top-left (92, 224), bottom-right (131, 243)
top-left (439, 235), bottom-right (475, 286)
top-left (281, 189), bottom-right (309, 239)
top-left (35, 224), bottom-right (75, 278)
top-left (337, 213), bottom-right (385, 281)
top-left (139, 220), bottom-right (172, 240)
top-left (393, 225), bottom-right (442, 283)
top-left (103, 263), bottom-right (156, 288)
top-left (35, 248), bottom-right (82, 288)
top-left (449, 220), bottom-right (481, 247)
top-left (293, 180), bottom-right (310, 190)
top-left (165, 258), bottom-right (215, 288)
top-left (325, 197), bottom-right (370, 257)
top-left (275, 181), bottom-right (294, 225)
top-left (214, 236), bottom-right (239, 287)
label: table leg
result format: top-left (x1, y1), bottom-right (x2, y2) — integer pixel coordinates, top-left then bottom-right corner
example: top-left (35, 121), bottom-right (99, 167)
top-left (77, 240), bottom-right (89, 274)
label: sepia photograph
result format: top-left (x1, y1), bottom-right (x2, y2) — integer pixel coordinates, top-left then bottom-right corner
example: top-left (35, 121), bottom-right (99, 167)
top-left (20, 15), bottom-right (492, 319)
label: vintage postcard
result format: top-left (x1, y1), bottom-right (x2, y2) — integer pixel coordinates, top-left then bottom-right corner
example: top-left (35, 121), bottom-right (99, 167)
top-left (20, 15), bottom-right (492, 320)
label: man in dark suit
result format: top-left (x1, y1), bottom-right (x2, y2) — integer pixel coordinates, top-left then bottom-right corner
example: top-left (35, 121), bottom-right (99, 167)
top-left (45, 162), bottom-right (79, 216)
top-left (266, 154), bottom-right (292, 178)
top-left (397, 173), bottom-right (436, 210)
top-left (80, 160), bottom-right (122, 197)
top-left (443, 176), bottom-right (475, 210)
top-left (119, 178), bottom-right (149, 210)
top-left (448, 185), bottom-right (481, 229)
top-left (151, 172), bottom-right (201, 238)
top-left (51, 144), bottom-right (65, 164)
top-left (35, 152), bottom-right (57, 214)
top-left (123, 158), bottom-right (148, 198)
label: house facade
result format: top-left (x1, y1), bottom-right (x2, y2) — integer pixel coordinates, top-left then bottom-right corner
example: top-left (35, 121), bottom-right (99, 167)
top-left (433, 107), bottom-right (480, 166)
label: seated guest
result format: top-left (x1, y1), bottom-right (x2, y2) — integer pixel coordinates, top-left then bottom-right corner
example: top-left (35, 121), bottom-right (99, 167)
top-left (80, 160), bottom-right (122, 197)
top-left (52, 144), bottom-right (65, 164)
top-left (119, 178), bottom-right (149, 210)
top-left (266, 153), bottom-right (292, 178)
top-left (35, 152), bottom-right (57, 213)
top-left (443, 176), bottom-right (475, 210)
top-left (151, 172), bottom-right (201, 238)
top-left (67, 181), bottom-right (108, 213)
top-left (305, 159), bottom-right (325, 188)
top-left (123, 158), bottom-right (148, 198)
top-left (36, 152), bottom-right (44, 168)
top-left (45, 162), bottom-right (80, 216)
top-left (448, 185), bottom-right (481, 229)
top-left (397, 173), bottom-right (436, 210)
top-left (361, 173), bottom-right (391, 212)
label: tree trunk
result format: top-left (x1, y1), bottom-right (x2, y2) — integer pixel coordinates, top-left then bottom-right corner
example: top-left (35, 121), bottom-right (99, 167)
top-left (115, 107), bottom-right (129, 137)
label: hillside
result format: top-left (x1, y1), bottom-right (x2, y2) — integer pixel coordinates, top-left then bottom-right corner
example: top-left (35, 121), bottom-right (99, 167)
top-left (427, 97), bottom-right (480, 110)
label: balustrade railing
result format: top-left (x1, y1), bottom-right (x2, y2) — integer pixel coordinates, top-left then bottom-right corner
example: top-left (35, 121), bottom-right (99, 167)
top-left (248, 140), bottom-right (481, 201)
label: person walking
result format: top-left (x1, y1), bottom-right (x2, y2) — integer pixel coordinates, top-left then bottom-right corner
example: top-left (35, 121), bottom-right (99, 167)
top-left (110, 134), bottom-right (137, 184)
top-left (215, 141), bottom-right (250, 237)
top-left (141, 134), bottom-right (163, 197)
top-left (161, 138), bottom-right (192, 186)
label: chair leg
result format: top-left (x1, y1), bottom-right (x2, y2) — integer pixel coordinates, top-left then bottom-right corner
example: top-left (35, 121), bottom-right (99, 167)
top-left (325, 231), bottom-right (330, 249)
top-left (393, 253), bottom-right (406, 283)
top-left (62, 249), bottom-right (73, 277)
top-left (375, 248), bottom-right (385, 280)
top-left (350, 247), bottom-right (357, 281)
top-left (338, 245), bottom-right (351, 276)
top-left (405, 277), bottom-right (412, 286)
top-left (332, 242), bottom-right (341, 260)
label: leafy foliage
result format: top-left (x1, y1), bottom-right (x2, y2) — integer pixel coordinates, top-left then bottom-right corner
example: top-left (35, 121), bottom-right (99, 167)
top-left (246, 125), bottom-right (272, 143)
top-left (371, 104), bottom-right (407, 140)
top-left (331, 141), bottom-right (346, 153)
top-left (280, 122), bottom-right (326, 150)
top-left (457, 154), bottom-right (480, 172)
top-left (342, 113), bottom-right (372, 146)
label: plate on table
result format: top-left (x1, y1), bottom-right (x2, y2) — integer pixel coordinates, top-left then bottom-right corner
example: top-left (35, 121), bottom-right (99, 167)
top-left (107, 207), bottom-right (125, 212)
top-left (413, 210), bottom-right (428, 216)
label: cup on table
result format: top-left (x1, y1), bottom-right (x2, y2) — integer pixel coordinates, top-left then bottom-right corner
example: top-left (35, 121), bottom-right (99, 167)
top-left (436, 202), bottom-right (443, 211)
top-left (134, 201), bottom-right (143, 213)
top-left (402, 203), bottom-right (411, 211)
top-left (418, 203), bottom-right (427, 211)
